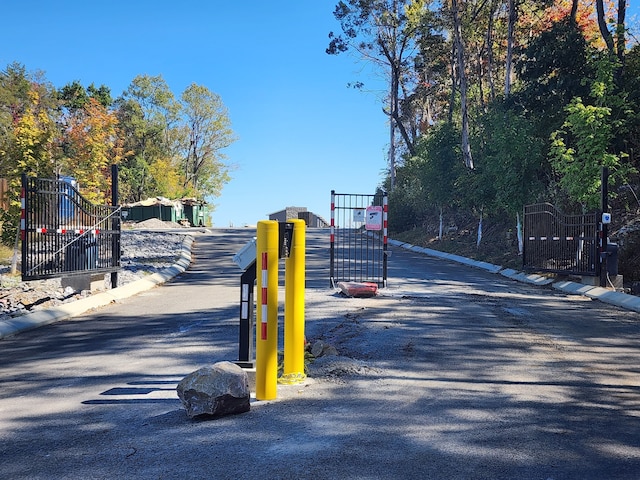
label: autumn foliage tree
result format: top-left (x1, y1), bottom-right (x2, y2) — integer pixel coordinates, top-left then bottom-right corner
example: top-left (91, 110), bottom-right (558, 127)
top-left (0, 65), bottom-right (58, 244)
top-left (0, 68), bottom-right (235, 245)
top-left (60, 97), bottom-right (123, 204)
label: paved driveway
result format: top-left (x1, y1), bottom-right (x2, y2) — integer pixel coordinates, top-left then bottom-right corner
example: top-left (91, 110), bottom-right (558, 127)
top-left (1, 228), bottom-right (639, 479)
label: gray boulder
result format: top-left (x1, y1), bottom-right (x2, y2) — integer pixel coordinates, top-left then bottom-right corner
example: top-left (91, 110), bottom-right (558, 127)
top-left (177, 361), bottom-right (250, 418)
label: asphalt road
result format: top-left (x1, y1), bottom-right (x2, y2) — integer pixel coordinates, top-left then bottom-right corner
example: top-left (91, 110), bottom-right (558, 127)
top-left (1, 228), bottom-right (639, 479)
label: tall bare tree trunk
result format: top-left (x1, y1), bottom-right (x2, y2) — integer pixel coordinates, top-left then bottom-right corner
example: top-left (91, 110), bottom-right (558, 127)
top-left (476, 45), bottom-right (486, 111)
top-left (448, 41), bottom-right (456, 123)
top-left (596, 0), bottom-right (626, 83)
top-left (387, 1), bottom-right (399, 190)
top-left (570, 0), bottom-right (578, 21)
top-left (615, 0), bottom-right (626, 66)
top-left (486, 0), bottom-right (497, 101)
top-left (596, 0), bottom-right (615, 54)
top-left (505, 0), bottom-right (517, 98)
top-left (451, 0), bottom-right (474, 169)
top-left (389, 72), bottom-right (397, 190)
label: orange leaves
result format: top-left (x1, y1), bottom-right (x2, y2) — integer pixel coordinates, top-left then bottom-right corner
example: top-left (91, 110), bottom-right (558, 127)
top-left (62, 98), bottom-right (123, 204)
top-left (523, 0), bottom-right (615, 49)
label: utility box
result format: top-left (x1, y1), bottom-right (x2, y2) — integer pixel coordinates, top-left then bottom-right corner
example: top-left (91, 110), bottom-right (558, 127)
top-left (233, 238), bottom-right (257, 271)
top-left (234, 238), bottom-right (258, 368)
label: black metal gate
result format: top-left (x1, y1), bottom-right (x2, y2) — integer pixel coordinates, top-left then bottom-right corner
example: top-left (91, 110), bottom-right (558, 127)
top-left (330, 190), bottom-right (388, 287)
top-left (523, 203), bottom-right (599, 276)
top-left (21, 174), bottom-right (121, 281)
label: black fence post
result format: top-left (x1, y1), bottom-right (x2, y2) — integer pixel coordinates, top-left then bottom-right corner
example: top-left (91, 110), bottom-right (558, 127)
top-left (382, 191), bottom-right (388, 288)
top-left (599, 166), bottom-right (609, 288)
top-left (20, 174), bottom-right (27, 277)
top-left (111, 164), bottom-right (120, 288)
top-left (330, 190), bottom-right (335, 287)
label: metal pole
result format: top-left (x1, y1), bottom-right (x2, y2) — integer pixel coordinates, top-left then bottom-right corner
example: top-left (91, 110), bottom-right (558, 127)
top-left (255, 220), bottom-right (279, 400)
top-left (330, 190), bottom-right (335, 287)
top-left (20, 174), bottom-right (27, 279)
top-left (600, 166), bottom-right (609, 288)
top-left (382, 192), bottom-right (388, 287)
top-left (111, 164), bottom-right (119, 288)
top-left (282, 219), bottom-right (306, 383)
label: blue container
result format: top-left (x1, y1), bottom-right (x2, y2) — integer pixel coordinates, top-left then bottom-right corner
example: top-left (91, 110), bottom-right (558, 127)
top-left (59, 176), bottom-right (77, 222)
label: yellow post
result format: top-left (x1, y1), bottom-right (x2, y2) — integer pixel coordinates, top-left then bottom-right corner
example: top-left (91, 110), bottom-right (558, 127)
top-left (282, 219), bottom-right (306, 383)
top-left (255, 220), bottom-right (279, 400)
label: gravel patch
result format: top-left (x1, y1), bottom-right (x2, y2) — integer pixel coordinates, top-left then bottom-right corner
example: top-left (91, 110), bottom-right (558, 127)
top-left (0, 227), bottom-right (189, 320)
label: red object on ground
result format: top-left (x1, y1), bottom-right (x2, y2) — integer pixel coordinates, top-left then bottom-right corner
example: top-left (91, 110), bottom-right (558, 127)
top-left (337, 281), bottom-right (379, 298)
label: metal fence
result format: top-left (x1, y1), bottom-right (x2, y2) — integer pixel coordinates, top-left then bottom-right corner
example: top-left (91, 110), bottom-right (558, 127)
top-left (21, 174), bottom-right (121, 281)
top-left (330, 191), bottom-right (388, 287)
top-left (523, 203), bottom-right (599, 276)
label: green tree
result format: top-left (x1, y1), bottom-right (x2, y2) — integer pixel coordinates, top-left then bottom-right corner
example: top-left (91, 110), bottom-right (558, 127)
top-left (59, 81), bottom-right (112, 110)
top-left (473, 106), bottom-right (544, 215)
top-left (58, 80), bottom-right (89, 110)
top-left (115, 74), bottom-right (181, 202)
top-left (549, 53), bottom-right (635, 209)
top-left (621, 44), bottom-right (640, 176)
top-left (388, 122), bottom-right (464, 234)
top-left (387, 156), bottom-right (428, 233)
top-left (417, 122), bottom-right (464, 235)
top-left (512, 18), bottom-right (593, 142)
top-left (115, 76), bottom-right (234, 203)
top-left (87, 83), bottom-right (112, 107)
top-left (180, 83), bottom-right (234, 199)
top-left (419, 122), bottom-right (461, 197)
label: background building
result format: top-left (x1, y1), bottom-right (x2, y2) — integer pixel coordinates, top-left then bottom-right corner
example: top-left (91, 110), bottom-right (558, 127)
top-left (268, 206), bottom-right (329, 228)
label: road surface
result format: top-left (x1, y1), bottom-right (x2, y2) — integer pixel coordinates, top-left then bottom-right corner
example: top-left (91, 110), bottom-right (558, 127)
top-left (1, 228), bottom-right (639, 479)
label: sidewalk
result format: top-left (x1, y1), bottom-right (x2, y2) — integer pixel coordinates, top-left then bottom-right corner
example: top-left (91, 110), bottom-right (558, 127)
top-left (388, 238), bottom-right (640, 313)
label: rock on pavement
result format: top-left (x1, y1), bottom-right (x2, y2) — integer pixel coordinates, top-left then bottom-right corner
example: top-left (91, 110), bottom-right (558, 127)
top-left (177, 361), bottom-right (250, 419)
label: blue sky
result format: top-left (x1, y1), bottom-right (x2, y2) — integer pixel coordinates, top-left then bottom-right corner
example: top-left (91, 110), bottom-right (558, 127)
top-left (0, 1), bottom-right (390, 227)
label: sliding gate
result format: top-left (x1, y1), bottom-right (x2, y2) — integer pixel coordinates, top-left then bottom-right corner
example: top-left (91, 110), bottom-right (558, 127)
top-left (21, 174), bottom-right (121, 281)
top-left (523, 203), bottom-right (599, 276)
top-left (330, 190), bottom-right (388, 287)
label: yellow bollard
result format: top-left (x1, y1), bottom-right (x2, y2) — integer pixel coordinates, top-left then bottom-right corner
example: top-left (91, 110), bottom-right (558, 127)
top-left (281, 219), bottom-right (306, 384)
top-left (255, 220), bottom-right (279, 400)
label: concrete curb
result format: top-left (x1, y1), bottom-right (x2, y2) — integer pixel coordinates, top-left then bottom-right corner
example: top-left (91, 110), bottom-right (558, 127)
top-left (392, 239), bottom-right (640, 313)
top-left (553, 281), bottom-right (640, 312)
top-left (0, 235), bottom-right (194, 340)
top-left (388, 239), bottom-right (503, 274)
top-left (499, 268), bottom-right (555, 286)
